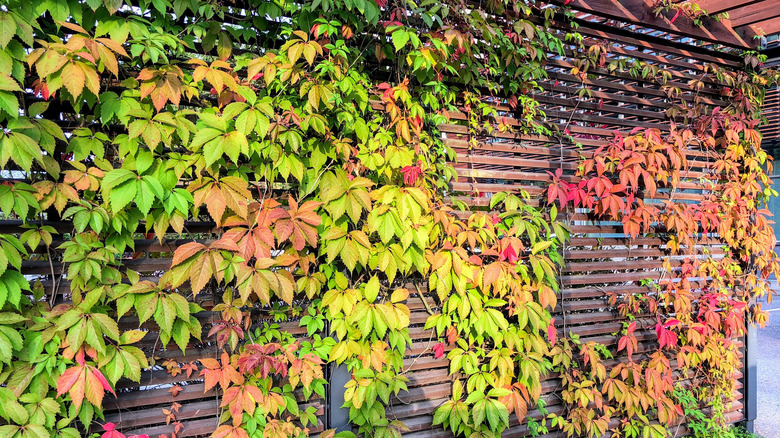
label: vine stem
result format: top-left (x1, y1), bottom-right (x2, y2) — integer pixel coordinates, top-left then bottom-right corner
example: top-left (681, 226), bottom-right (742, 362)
top-left (46, 244), bottom-right (57, 307)
top-left (413, 282), bottom-right (434, 315)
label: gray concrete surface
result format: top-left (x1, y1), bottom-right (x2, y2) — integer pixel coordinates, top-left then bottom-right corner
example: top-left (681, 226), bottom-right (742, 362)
top-left (755, 290), bottom-right (780, 437)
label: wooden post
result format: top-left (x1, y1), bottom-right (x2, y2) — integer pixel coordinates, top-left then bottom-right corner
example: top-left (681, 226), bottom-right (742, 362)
top-left (327, 363), bottom-right (352, 433)
top-left (745, 324), bottom-right (758, 432)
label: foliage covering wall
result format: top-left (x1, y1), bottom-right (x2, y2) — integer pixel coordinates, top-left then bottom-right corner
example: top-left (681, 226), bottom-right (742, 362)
top-left (0, 0), bottom-right (778, 437)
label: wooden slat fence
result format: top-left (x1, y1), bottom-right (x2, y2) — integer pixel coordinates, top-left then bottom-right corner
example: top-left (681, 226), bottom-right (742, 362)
top-left (12, 4), bottom-right (756, 437)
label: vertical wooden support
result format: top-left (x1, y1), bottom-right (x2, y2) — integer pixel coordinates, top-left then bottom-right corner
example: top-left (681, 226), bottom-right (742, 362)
top-left (744, 325), bottom-right (757, 432)
top-left (327, 363), bottom-right (352, 433)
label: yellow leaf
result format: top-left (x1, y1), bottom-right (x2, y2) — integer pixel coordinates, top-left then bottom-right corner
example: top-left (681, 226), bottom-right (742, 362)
top-left (288, 43), bottom-right (303, 65)
top-left (62, 62), bottom-right (85, 97)
top-left (390, 288), bottom-right (409, 303)
top-left (189, 253), bottom-right (213, 295)
top-left (81, 63), bottom-right (101, 95)
top-left (531, 240), bottom-right (553, 255)
top-left (303, 43), bottom-right (316, 66)
top-left (308, 86), bottom-right (319, 109)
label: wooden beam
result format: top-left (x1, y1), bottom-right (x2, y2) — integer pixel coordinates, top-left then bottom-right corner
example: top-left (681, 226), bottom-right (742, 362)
top-left (697, 0), bottom-right (762, 15)
top-left (749, 17), bottom-right (780, 36)
top-left (547, 0), bottom-right (758, 49)
top-left (728, 2), bottom-right (780, 27)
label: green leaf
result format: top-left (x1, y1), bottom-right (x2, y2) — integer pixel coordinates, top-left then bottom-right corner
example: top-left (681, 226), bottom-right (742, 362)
top-left (0, 73), bottom-right (20, 92)
top-left (1, 271), bottom-right (26, 309)
top-left (320, 171), bottom-right (347, 203)
top-left (135, 149), bottom-right (154, 174)
top-left (168, 292), bottom-right (190, 319)
top-left (0, 332), bottom-right (14, 364)
top-left (136, 177), bottom-right (163, 215)
top-left (191, 127), bottom-right (222, 150)
top-left (99, 92), bottom-right (123, 124)
top-left (485, 399), bottom-right (507, 430)
top-left (364, 275), bottom-right (380, 303)
top-left (155, 295), bottom-right (177, 332)
top-left (171, 319), bottom-right (190, 352)
top-left (45, 0), bottom-right (70, 21)
top-left (0, 13), bottom-right (15, 49)
top-left (134, 293), bottom-right (157, 324)
top-left (103, 168), bottom-right (136, 189)
top-left (103, 0), bottom-right (123, 14)
top-left (4, 398), bottom-right (27, 424)
top-left (0, 313), bottom-right (27, 325)
top-left (91, 313), bottom-right (121, 341)
top-left (235, 109), bottom-right (256, 135)
top-left (0, 426), bottom-right (19, 437)
top-left (0, 91), bottom-right (18, 118)
top-left (119, 346), bottom-right (145, 382)
top-left (472, 398), bottom-right (487, 428)
top-left (354, 118), bottom-right (368, 144)
top-left (55, 309), bottom-right (83, 331)
top-left (110, 180), bottom-right (137, 213)
top-left (203, 138), bottom-right (224, 166)
top-left (0, 252), bottom-right (7, 279)
top-left (85, 320), bottom-right (105, 353)
top-left (432, 402), bottom-right (451, 426)
top-left (392, 29), bottom-right (409, 52)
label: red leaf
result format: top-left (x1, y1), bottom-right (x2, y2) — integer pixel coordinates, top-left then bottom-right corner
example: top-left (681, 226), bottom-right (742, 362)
top-left (499, 245), bottom-right (518, 264)
top-left (432, 342), bottom-right (445, 359)
top-left (547, 319), bottom-right (557, 344)
top-left (401, 165), bottom-right (422, 186)
top-left (655, 317), bottom-right (679, 350)
top-left (101, 426), bottom-right (125, 438)
top-left (664, 319), bottom-right (681, 328)
top-left (94, 368), bottom-right (117, 396)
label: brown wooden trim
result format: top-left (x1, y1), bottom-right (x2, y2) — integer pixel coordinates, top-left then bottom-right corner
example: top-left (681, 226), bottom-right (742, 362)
top-left (728, 2), bottom-right (780, 26)
top-left (698, 0), bottom-right (764, 14)
top-left (547, 0), bottom-right (758, 48)
top-left (748, 15), bottom-right (780, 35)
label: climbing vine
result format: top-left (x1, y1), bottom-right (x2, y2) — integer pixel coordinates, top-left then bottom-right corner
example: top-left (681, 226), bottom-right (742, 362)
top-left (0, 0), bottom-right (777, 437)
top-left (546, 48), bottom-right (780, 437)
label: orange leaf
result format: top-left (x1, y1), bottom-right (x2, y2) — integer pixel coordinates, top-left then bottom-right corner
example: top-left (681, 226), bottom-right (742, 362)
top-left (172, 242), bottom-right (206, 266)
top-left (84, 367), bottom-right (106, 406)
top-left (213, 425), bottom-right (249, 438)
top-left (189, 253), bottom-right (213, 294)
top-left (207, 185), bottom-right (227, 225)
top-left (57, 366), bottom-right (84, 405)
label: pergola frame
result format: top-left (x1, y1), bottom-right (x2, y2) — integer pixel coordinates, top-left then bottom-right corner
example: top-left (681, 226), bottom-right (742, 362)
top-left (555, 0), bottom-right (780, 49)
